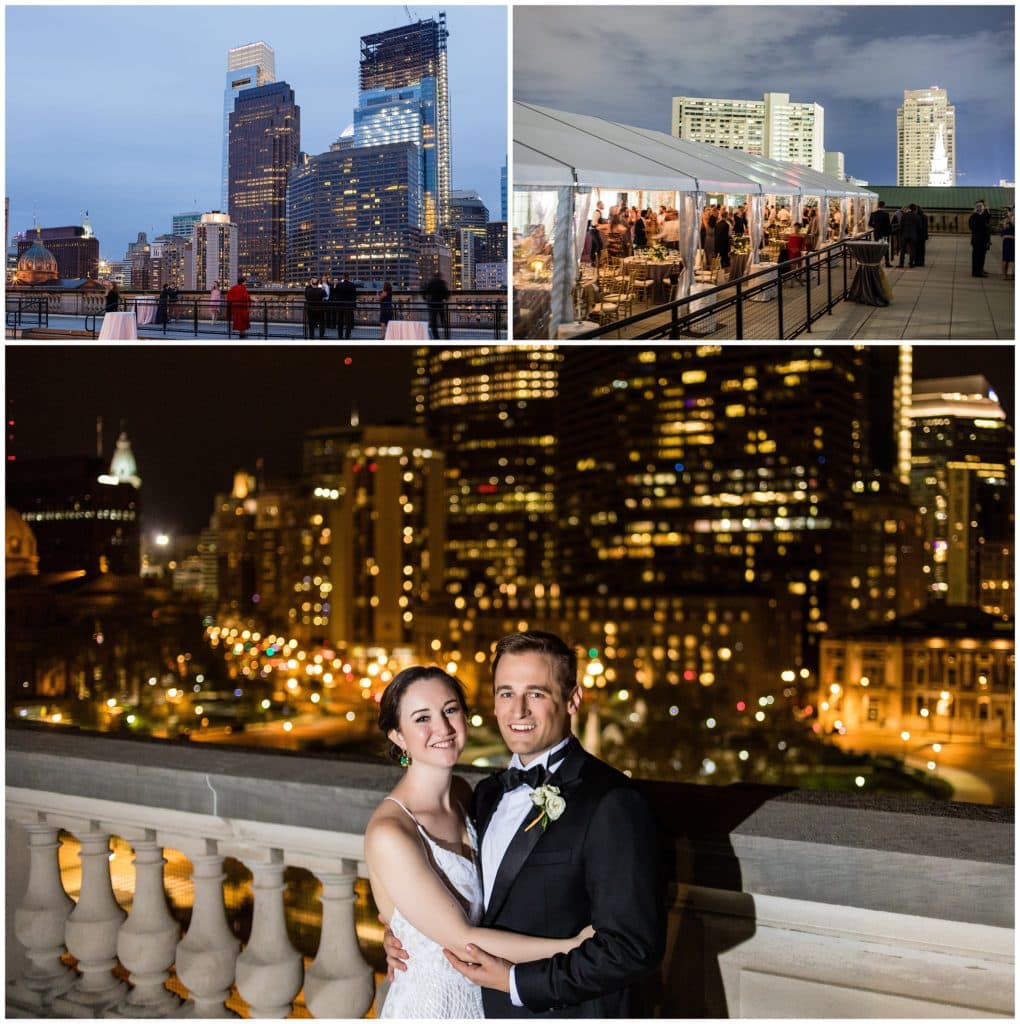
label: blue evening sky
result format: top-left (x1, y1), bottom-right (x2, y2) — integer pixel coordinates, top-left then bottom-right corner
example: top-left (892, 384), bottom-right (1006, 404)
top-left (515, 5), bottom-right (1014, 188)
top-left (6, 4), bottom-right (507, 259)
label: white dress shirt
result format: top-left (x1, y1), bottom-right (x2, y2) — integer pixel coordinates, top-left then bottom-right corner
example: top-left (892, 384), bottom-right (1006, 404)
top-left (481, 736), bottom-right (572, 1006)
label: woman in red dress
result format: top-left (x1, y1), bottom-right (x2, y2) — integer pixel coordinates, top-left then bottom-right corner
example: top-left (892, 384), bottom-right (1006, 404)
top-left (227, 276), bottom-right (251, 338)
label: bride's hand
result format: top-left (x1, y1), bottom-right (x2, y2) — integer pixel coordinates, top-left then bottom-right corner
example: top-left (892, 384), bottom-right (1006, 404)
top-left (576, 925), bottom-right (595, 943)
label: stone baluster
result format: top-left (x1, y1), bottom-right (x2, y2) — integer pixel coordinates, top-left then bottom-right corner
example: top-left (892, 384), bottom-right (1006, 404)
top-left (8, 822), bottom-right (76, 1013)
top-left (52, 827), bottom-right (127, 1016)
top-left (174, 843), bottom-right (240, 1018)
top-left (234, 851), bottom-right (303, 1018)
top-left (303, 868), bottom-right (375, 1019)
top-left (112, 835), bottom-right (181, 1016)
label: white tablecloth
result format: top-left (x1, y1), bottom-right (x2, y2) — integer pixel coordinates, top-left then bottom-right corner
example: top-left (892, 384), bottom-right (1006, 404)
top-left (134, 298), bottom-right (157, 326)
top-left (686, 284), bottom-right (718, 333)
top-left (385, 320), bottom-right (429, 340)
top-left (98, 312), bottom-right (138, 340)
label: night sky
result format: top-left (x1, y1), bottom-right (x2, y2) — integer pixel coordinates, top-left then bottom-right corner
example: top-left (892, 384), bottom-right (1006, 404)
top-left (6, 5), bottom-right (507, 260)
top-left (514, 5), bottom-right (1015, 187)
top-left (5, 344), bottom-right (1014, 539)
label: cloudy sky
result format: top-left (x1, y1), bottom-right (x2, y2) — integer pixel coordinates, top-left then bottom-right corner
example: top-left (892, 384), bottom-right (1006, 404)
top-left (514, 5), bottom-right (1014, 186)
top-left (6, 5), bottom-right (507, 260)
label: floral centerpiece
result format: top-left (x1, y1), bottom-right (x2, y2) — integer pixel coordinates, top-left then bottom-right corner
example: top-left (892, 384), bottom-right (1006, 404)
top-left (646, 241), bottom-right (669, 262)
top-left (731, 235), bottom-right (751, 255)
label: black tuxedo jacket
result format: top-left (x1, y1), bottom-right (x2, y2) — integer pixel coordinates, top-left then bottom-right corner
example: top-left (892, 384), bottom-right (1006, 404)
top-left (472, 739), bottom-right (665, 1017)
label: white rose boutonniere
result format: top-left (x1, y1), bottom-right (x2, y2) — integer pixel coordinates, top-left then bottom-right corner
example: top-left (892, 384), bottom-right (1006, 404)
top-left (524, 784), bottom-right (566, 833)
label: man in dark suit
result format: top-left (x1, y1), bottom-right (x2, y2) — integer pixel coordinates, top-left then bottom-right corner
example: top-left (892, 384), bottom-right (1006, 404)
top-left (868, 201), bottom-right (892, 267)
top-left (969, 200), bottom-right (992, 277)
top-left (388, 631), bottom-right (665, 1017)
top-left (334, 273), bottom-right (358, 338)
top-left (304, 277), bottom-right (326, 339)
top-left (898, 203), bottom-right (922, 268)
top-left (423, 272), bottom-right (451, 340)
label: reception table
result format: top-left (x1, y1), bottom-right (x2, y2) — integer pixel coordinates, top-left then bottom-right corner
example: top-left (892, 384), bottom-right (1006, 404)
top-left (98, 312), bottom-right (138, 340)
top-left (728, 251), bottom-right (751, 281)
top-left (134, 297), bottom-right (158, 326)
top-left (845, 240), bottom-right (893, 306)
top-left (384, 320), bottom-right (429, 340)
top-left (622, 256), bottom-right (683, 303)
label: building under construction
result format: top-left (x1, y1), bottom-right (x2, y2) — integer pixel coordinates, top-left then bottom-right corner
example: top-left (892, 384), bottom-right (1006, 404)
top-left (358, 14), bottom-right (451, 233)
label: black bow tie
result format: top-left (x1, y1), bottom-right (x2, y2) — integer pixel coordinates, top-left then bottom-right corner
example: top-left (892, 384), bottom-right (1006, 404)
top-left (499, 744), bottom-right (571, 793)
top-left (500, 763), bottom-right (550, 792)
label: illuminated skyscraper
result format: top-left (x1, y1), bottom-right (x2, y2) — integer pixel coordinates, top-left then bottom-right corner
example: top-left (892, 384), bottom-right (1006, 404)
top-left (413, 346), bottom-right (561, 606)
top-left (359, 15), bottom-right (451, 233)
top-left (222, 42), bottom-right (276, 210)
top-left (897, 87), bottom-right (956, 187)
top-left (555, 346), bottom-right (917, 665)
top-left (287, 142), bottom-right (422, 289)
top-left (909, 376), bottom-right (1013, 608)
top-left (228, 82), bottom-right (300, 284)
top-left (443, 191), bottom-right (488, 289)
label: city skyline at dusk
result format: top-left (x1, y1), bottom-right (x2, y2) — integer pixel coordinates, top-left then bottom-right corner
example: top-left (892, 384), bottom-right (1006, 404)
top-left (6, 5), bottom-right (507, 261)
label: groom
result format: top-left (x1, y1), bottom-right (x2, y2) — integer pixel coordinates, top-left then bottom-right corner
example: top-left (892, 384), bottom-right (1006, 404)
top-left (388, 630), bottom-right (665, 1016)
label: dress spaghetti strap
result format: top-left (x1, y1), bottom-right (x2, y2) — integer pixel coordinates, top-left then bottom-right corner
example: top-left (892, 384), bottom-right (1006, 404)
top-left (384, 795), bottom-right (419, 824)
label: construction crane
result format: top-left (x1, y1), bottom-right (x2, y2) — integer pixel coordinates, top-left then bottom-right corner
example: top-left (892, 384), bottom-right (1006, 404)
top-left (404, 5), bottom-right (418, 22)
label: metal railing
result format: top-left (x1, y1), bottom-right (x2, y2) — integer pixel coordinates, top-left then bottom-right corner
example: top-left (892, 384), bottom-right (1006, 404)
top-left (80, 293), bottom-right (507, 340)
top-left (6, 295), bottom-right (50, 331)
top-left (574, 236), bottom-right (872, 340)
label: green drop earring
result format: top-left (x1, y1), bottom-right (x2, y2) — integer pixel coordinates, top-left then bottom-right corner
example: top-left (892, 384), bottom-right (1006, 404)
top-left (399, 750), bottom-right (411, 768)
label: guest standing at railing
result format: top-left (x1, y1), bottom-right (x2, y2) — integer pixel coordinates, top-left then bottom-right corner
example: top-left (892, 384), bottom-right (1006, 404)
top-left (155, 284), bottom-right (170, 325)
top-left (378, 282), bottom-right (394, 339)
top-left (305, 278), bottom-right (327, 339)
top-left (104, 282), bottom-right (120, 313)
top-left (424, 271), bottom-right (450, 340)
top-left (335, 273), bottom-right (358, 339)
top-left (227, 275), bottom-right (250, 339)
top-left (209, 281), bottom-right (222, 322)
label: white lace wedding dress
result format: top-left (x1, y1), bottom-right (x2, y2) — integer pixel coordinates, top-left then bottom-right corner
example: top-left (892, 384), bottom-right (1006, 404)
top-left (378, 798), bottom-right (485, 1019)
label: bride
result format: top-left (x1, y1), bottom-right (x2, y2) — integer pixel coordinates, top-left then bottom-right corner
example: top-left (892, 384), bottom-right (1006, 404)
top-left (365, 665), bottom-right (592, 1018)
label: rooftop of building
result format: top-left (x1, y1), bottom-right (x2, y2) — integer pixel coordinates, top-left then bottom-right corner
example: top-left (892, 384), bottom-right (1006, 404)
top-left (829, 604), bottom-right (1014, 642)
top-left (871, 186), bottom-right (1015, 210)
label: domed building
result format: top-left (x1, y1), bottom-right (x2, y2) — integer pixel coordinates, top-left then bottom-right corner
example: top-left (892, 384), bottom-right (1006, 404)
top-left (15, 232), bottom-right (59, 286)
top-left (6, 507), bottom-right (40, 578)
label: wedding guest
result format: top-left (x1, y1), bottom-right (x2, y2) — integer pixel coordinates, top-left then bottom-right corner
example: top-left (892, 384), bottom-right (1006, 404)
top-left (104, 282), bottom-right (120, 313)
top-left (209, 280), bottom-right (222, 322)
top-left (227, 275), bottom-right (250, 339)
top-left (378, 281), bottom-right (394, 339)
top-left (1001, 207), bottom-right (1014, 280)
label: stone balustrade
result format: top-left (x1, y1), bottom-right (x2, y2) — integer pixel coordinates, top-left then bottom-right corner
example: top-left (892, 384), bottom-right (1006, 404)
top-left (5, 726), bottom-right (1015, 1018)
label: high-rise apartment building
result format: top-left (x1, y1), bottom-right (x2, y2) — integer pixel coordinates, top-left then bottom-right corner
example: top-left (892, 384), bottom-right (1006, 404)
top-left (672, 92), bottom-right (825, 172)
top-left (286, 143), bottom-right (422, 289)
top-left (359, 15), bottom-right (451, 232)
top-left (500, 161), bottom-right (507, 221)
top-left (229, 82), bottom-right (300, 284)
top-left (897, 87), bottom-right (956, 187)
top-left (190, 212), bottom-right (238, 290)
top-left (221, 42), bottom-right (276, 210)
top-left (908, 376), bottom-right (1013, 608)
top-left (150, 234), bottom-right (190, 290)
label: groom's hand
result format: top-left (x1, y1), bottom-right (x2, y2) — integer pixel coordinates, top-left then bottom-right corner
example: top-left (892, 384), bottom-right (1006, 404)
top-left (443, 943), bottom-right (511, 993)
top-left (380, 918), bottom-right (409, 980)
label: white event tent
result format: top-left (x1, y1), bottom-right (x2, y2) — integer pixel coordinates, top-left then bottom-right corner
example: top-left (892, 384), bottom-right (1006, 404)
top-left (514, 101), bottom-right (878, 336)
